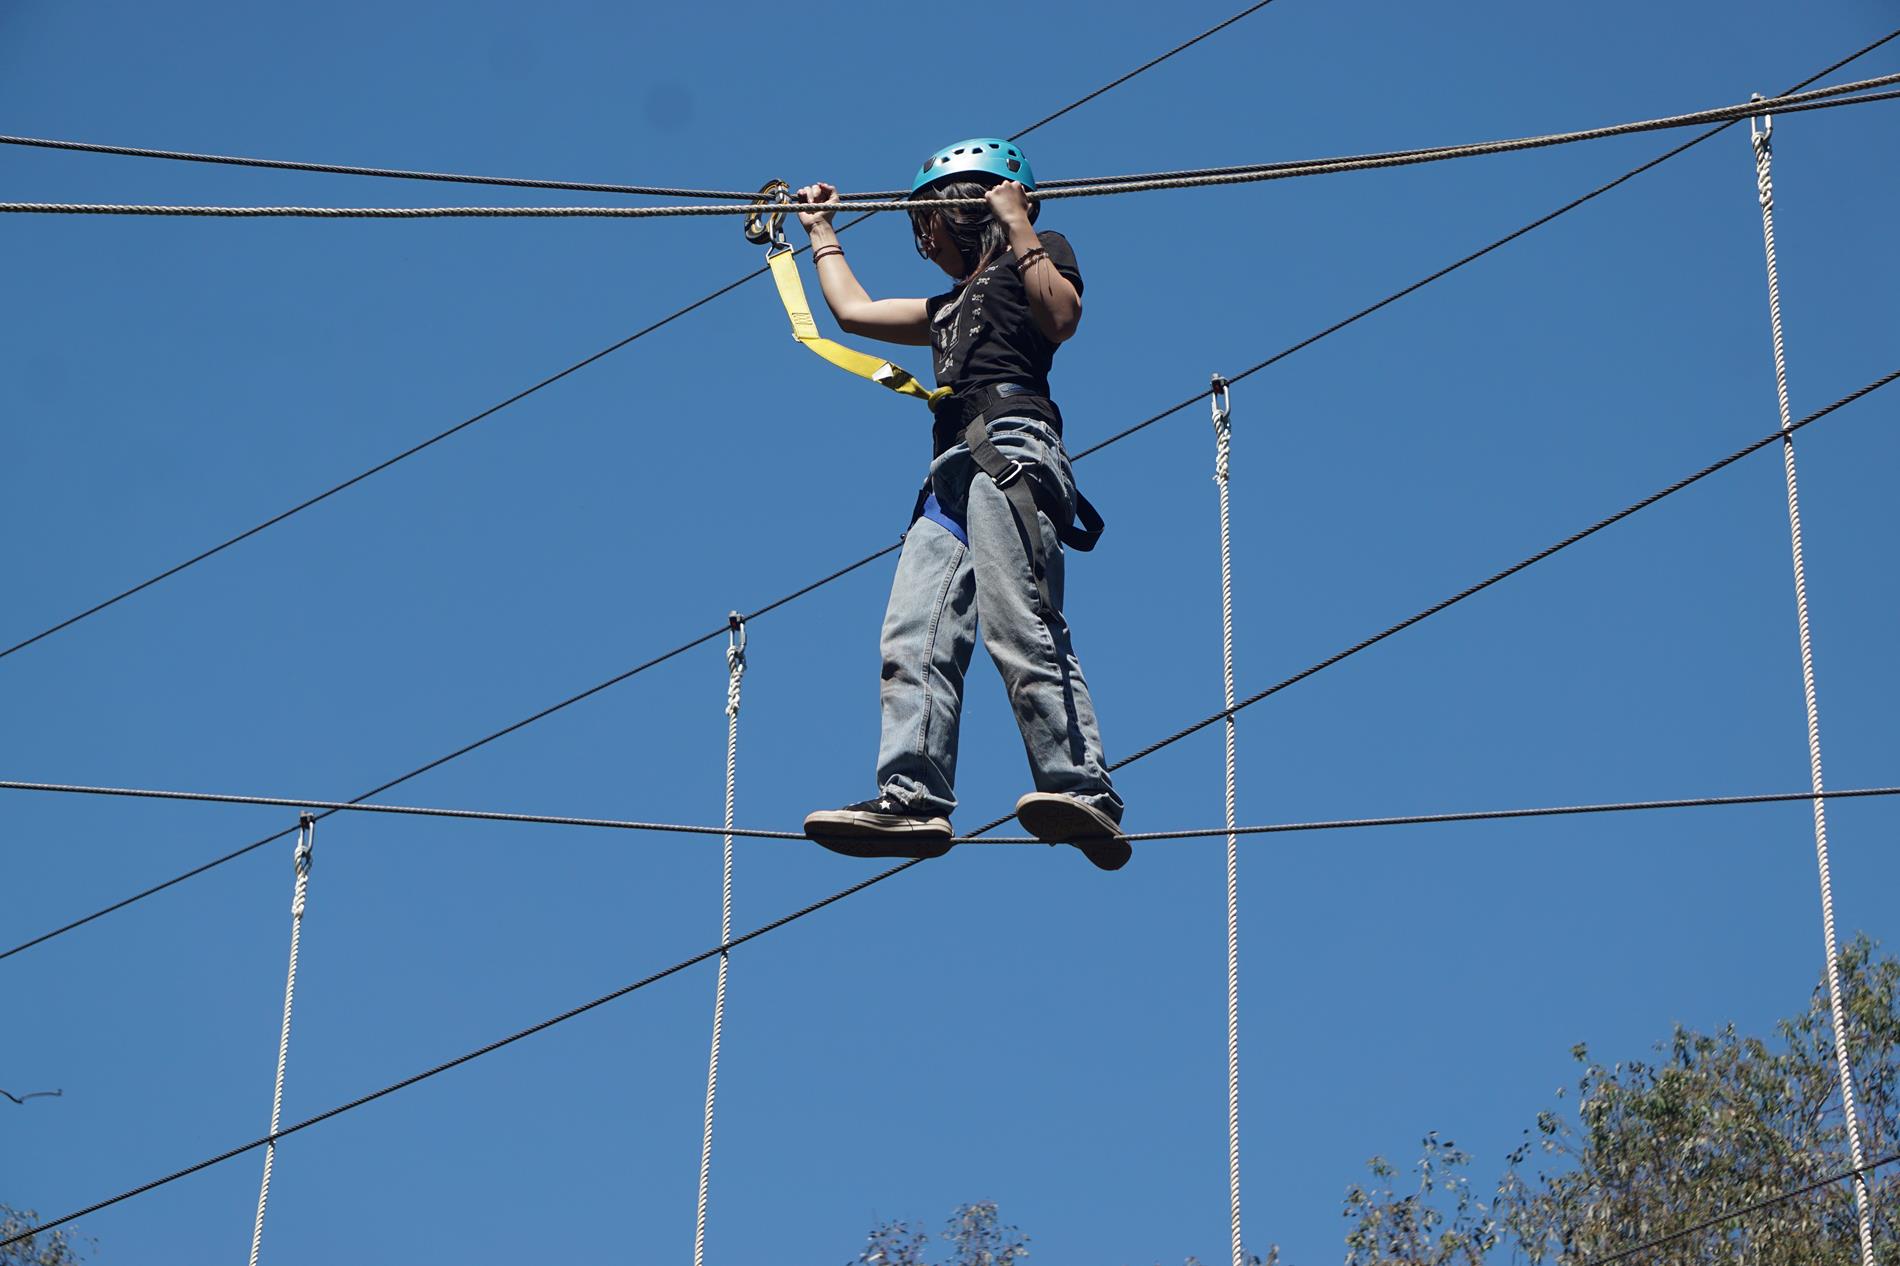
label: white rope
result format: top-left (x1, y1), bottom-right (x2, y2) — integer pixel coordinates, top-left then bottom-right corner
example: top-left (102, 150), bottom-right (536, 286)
top-left (1211, 376), bottom-right (1244, 1266)
top-left (248, 814), bottom-right (314, 1266)
top-left (695, 618), bottom-right (745, 1266)
top-left (1749, 103), bottom-right (1878, 1266)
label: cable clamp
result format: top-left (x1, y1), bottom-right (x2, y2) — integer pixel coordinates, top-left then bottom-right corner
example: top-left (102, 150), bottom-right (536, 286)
top-left (1748, 91), bottom-right (1773, 145)
top-left (726, 611), bottom-right (747, 663)
top-left (292, 812), bottom-right (316, 914)
top-left (1210, 372), bottom-right (1232, 427)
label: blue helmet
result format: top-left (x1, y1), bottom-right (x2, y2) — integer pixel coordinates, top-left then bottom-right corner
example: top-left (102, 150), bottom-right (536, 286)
top-left (910, 138), bottom-right (1036, 197)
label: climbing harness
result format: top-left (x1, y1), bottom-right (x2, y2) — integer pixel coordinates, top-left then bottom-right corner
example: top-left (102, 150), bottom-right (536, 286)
top-left (747, 181), bottom-right (1104, 621)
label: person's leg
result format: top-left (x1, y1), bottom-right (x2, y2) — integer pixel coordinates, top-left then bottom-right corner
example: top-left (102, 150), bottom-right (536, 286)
top-left (805, 513), bottom-right (975, 856)
top-left (875, 514), bottom-right (977, 816)
top-left (964, 422), bottom-right (1125, 850)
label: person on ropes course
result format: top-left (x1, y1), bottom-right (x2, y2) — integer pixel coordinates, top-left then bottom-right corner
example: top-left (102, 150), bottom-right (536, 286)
top-left (797, 138), bottom-right (1128, 871)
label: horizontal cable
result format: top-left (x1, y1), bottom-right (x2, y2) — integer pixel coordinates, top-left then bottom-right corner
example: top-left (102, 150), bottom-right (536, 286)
top-left (6, 77), bottom-right (1895, 219)
top-left (0, 132), bottom-right (761, 199)
top-left (1578, 1151), bottom-right (1900, 1266)
top-left (0, 779), bottom-right (806, 840)
top-left (0, 539), bottom-right (898, 961)
top-left (6, 779), bottom-right (1895, 846)
top-left (8, 29), bottom-right (1890, 961)
top-left (0, 856), bottom-right (925, 1250)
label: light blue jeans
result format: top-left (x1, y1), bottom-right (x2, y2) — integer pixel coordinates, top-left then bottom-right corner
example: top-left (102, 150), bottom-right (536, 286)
top-left (875, 416), bottom-right (1123, 823)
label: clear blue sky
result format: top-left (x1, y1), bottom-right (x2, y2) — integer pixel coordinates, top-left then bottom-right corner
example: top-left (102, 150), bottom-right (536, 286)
top-left (4, 1), bottom-right (1897, 1261)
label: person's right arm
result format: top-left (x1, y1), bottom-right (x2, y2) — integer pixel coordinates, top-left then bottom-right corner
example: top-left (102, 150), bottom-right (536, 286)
top-left (797, 183), bottom-right (931, 347)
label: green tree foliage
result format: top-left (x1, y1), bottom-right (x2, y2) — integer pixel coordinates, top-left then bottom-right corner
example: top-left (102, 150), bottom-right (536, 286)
top-left (855, 1202), bottom-right (1029, 1266)
top-left (0, 1208), bottom-right (83, 1266)
top-left (862, 941), bottom-right (1897, 1265)
top-left (1343, 935), bottom-right (1898, 1264)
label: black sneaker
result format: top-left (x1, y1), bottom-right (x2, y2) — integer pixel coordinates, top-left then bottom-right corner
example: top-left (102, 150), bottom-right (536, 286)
top-left (1015, 792), bottom-right (1132, 871)
top-left (804, 797), bottom-right (955, 859)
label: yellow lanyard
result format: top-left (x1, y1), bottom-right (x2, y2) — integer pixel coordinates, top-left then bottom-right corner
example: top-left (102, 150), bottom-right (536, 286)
top-left (765, 247), bottom-right (952, 409)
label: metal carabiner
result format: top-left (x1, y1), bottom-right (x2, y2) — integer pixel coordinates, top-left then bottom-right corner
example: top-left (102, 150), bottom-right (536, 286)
top-left (1210, 372), bottom-right (1232, 428)
top-left (1749, 91), bottom-right (1773, 145)
top-left (726, 610), bottom-right (748, 661)
top-left (743, 179), bottom-right (792, 253)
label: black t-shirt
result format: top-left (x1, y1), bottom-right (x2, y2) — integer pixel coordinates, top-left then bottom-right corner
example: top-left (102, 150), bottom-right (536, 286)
top-left (924, 230), bottom-right (1084, 399)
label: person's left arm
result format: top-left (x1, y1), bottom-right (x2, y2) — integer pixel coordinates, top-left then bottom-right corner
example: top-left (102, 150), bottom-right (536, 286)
top-left (986, 182), bottom-right (1082, 343)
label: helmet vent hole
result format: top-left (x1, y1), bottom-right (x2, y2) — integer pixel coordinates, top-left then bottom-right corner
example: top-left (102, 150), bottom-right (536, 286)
top-left (1006, 159), bottom-right (1020, 172)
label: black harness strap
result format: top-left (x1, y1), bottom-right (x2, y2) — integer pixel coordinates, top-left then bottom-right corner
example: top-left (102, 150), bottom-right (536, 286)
top-left (961, 412), bottom-right (1064, 617)
top-left (914, 383), bottom-right (1108, 619)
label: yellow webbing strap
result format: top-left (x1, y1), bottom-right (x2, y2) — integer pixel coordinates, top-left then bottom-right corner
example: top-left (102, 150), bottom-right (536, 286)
top-left (766, 248), bottom-right (951, 409)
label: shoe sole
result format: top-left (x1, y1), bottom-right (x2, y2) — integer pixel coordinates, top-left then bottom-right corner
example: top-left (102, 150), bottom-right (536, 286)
top-left (1015, 795), bottom-right (1132, 872)
top-left (804, 812), bottom-right (954, 861)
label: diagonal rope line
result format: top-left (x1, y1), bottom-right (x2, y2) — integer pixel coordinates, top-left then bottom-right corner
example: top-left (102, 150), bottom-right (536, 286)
top-left (1103, 369), bottom-right (1898, 773)
top-left (1074, 33), bottom-right (1900, 460)
top-left (0, 0), bottom-right (1283, 664)
top-left (0, 857), bottom-right (925, 1250)
top-left (1008, 0), bottom-right (1281, 139)
top-left (9, 79), bottom-right (1898, 219)
top-left (0, 266), bottom-right (769, 663)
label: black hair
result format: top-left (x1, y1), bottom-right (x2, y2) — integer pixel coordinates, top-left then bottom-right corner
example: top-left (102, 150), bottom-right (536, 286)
top-left (908, 179), bottom-right (1010, 280)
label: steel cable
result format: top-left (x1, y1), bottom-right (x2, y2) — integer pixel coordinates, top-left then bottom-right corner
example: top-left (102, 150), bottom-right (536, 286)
top-left (7, 78), bottom-right (1897, 219)
top-left (7, 780), bottom-right (1900, 846)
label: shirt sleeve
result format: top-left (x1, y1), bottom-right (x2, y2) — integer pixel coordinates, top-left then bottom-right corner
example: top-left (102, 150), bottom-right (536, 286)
top-left (1038, 230), bottom-right (1084, 297)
